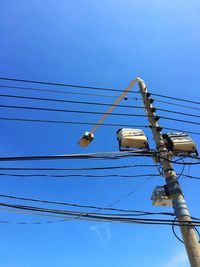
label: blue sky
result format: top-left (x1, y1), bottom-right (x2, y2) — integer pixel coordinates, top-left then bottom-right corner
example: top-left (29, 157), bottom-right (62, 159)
top-left (0, 1), bottom-right (200, 266)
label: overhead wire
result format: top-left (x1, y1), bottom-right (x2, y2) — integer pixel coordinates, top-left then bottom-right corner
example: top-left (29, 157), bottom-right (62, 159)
top-left (1, 204), bottom-right (200, 226)
top-left (0, 201), bottom-right (200, 226)
top-left (0, 173), bottom-right (160, 178)
top-left (0, 163), bottom-right (160, 171)
top-left (104, 175), bottom-right (155, 209)
top-left (1, 84), bottom-right (200, 112)
top-left (0, 117), bottom-right (150, 128)
top-left (1, 104), bottom-right (200, 126)
top-left (0, 93), bottom-right (200, 119)
top-left (1, 116), bottom-right (200, 136)
top-left (0, 76), bottom-right (199, 105)
top-left (0, 172), bottom-right (199, 180)
top-left (0, 150), bottom-right (156, 162)
top-left (0, 193), bottom-right (172, 215)
top-left (159, 156), bottom-right (200, 165)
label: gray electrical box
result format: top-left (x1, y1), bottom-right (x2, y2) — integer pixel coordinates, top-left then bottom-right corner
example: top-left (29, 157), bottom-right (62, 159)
top-left (151, 186), bottom-right (172, 206)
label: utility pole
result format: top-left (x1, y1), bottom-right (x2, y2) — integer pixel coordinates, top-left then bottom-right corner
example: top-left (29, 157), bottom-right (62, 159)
top-left (78, 77), bottom-right (200, 266)
top-left (138, 80), bottom-right (200, 267)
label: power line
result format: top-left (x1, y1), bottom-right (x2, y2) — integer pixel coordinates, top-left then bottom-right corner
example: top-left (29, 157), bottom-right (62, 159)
top-left (1, 104), bottom-right (200, 126)
top-left (151, 91), bottom-right (200, 105)
top-left (182, 174), bottom-right (200, 180)
top-left (0, 117), bottom-right (149, 128)
top-left (0, 77), bottom-right (135, 93)
top-left (1, 84), bottom-right (200, 112)
top-left (1, 93), bottom-right (199, 119)
top-left (0, 173), bottom-right (160, 178)
top-left (0, 201), bottom-right (200, 226)
top-left (0, 93), bottom-right (143, 108)
top-left (159, 156), bottom-right (200, 165)
top-left (1, 172), bottom-right (195, 180)
top-left (0, 193), bottom-right (172, 215)
top-left (1, 205), bottom-right (199, 226)
top-left (0, 76), bottom-right (199, 105)
top-left (0, 151), bottom-right (155, 162)
top-left (105, 175), bottom-right (155, 209)
top-left (0, 163), bottom-right (160, 171)
top-left (1, 116), bottom-right (200, 136)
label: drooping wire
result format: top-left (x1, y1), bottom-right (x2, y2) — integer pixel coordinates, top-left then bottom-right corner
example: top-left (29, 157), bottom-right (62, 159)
top-left (172, 217), bottom-right (185, 243)
top-left (104, 175), bottom-right (155, 209)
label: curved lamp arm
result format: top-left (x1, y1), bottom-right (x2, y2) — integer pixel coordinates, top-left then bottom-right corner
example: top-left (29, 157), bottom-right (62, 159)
top-left (78, 77), bottom-right (146, 147)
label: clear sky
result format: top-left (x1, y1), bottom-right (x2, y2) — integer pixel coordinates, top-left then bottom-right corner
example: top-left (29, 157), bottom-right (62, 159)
top-left (0, 1), bottom-right (200, 266)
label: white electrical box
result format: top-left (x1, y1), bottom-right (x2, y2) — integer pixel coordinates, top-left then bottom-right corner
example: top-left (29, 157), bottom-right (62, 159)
top-left (151, 186), bottom-right (172, 206)
top-left (117, 128), bottom-right (149, 151)
top-left (162, 132), bottom-right (197, 155)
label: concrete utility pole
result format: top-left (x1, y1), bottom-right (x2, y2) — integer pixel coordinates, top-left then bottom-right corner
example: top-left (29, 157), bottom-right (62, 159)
top-left (138, 79), bottom-right (200, 267)
top-left (78, 77), bottom-right (200, 266)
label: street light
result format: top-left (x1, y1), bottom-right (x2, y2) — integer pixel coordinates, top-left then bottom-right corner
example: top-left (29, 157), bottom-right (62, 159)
top-left (78, 77), bottom-right (143, 147)
top-left (78, 132), bottom-right (94, 147)
top-left (77, 76), bottom-right (200, 266)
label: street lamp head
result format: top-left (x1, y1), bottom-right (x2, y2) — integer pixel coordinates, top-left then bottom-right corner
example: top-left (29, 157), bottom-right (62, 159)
top-left (78, 132), bottom-right (94, 147)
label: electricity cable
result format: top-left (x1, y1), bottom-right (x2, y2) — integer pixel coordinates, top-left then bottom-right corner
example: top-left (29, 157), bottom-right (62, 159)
top-left (0, 194), bottom-right (173, 215)
top-left (0, 151), bottom-right (156, 162)
top-left (0, 202), bottom-right (200, 226)
top-left (1, 84), bottom-right (200, 112)
top-left (0, 163), bottom-right (160, 171)
top-left (0, 173), bottom-right (160, 178)
top-left (0, 116), bottom-right (199, 136)
top-left (0, 76), bottom-right (199, 105)
top-left (0, 93), bottom-right (200, 119)
top-left (1, 104), bottom-right (200, 126)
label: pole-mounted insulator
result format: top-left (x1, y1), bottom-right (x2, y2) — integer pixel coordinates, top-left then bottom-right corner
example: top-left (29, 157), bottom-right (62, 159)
top-left (146, 92), bottom-right (151, 98)
top-left (150, 107), bottom-right (156, 113)
top-left (156, 126), bottom-right (162, 132)
top-left (154, 116), bottom-right (160, 121)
